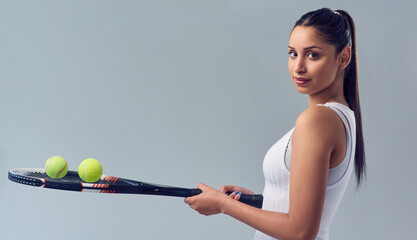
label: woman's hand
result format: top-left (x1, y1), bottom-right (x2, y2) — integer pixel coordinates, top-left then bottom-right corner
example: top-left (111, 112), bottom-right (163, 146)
top-left (185, 184), bottom-right (255, 216)
top-left (184, 183), bottom-right (230, 216)
top-left (220, 185), bottom-right (254, 201)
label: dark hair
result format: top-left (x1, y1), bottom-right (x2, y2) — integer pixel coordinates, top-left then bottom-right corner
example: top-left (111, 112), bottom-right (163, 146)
top-left (293, 8), bottom-right (366, 187)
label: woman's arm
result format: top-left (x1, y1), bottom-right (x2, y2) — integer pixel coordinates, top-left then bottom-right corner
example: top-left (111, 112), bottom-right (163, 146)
top-left (185, 106), bottom-right (343, 240)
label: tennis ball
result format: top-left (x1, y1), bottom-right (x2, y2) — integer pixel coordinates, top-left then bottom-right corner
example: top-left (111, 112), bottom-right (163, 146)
top-left (78, 158), bottom-right (103, 182)
top-left (45, 156), bottom-right (68, 179)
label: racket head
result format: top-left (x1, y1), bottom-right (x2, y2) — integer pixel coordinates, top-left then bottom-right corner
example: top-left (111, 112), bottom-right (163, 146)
top-left (8, 168), bottom-right (134, 192)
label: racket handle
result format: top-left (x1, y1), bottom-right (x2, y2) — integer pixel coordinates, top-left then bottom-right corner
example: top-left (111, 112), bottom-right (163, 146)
top-left (238, 194), bottom-right (263, 209)
top-left (190, 188), bottom-right (203, 196)
top-left (189, 189), bottom-right (263, 209)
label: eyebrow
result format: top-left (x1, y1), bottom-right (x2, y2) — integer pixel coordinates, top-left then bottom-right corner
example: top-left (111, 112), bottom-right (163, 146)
top-left (288, 45), bottom-right (323, 50)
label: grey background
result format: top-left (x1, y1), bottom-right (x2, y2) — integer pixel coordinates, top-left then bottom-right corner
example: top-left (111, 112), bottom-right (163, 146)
top-left (1, 0), bottom-right (415, 239)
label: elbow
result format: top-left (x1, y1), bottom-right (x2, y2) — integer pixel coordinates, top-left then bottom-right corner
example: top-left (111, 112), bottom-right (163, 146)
top-left (294, 231), bottom-right (318, 240)
top-left (281, 225), bottom-right (319, 240)
top-left (267, 214), bottom-right (321, 240)
top-left (291, 226), bottom-right (319, 240)
top-left (269, 227), bottom-right (319, 240)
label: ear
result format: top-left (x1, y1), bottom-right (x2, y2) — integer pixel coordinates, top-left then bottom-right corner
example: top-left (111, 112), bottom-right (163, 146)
top-left (339, 45), bottom-right (351, 70)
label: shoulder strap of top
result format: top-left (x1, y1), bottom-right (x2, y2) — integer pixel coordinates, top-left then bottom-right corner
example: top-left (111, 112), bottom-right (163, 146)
top-left (285, 103), bottom-right (356, 185)
top-left (317, 102), bottom-right (355, 185)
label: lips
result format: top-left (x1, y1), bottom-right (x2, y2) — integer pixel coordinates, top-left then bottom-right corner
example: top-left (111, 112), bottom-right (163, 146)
top-left (294, 77), bottom-right (311, 85)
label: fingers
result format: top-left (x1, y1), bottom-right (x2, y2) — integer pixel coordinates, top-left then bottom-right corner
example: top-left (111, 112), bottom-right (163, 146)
top-left (184, 196), bottom-right (191, 204)
top-left (221, 185), bottom-right (255, 195)
top-left (184, 183), bottom-right (208, 206)
top-left (235, 192), bottom-right (241, 200)
top-left (184, 183), bottom-right (224, 216)
top-left (186, 183), bottom-right (242, 205)
top-left (222, 185), bottom-right (243, 200)
top-left (227, 191), bottom-right (242, 200)
top-left (184, 195), bottom-right (195, 206)
top-left (220, 185), bottom-right (238, 193)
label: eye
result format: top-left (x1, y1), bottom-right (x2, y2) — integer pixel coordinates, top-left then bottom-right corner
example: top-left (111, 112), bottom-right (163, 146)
top-left (288, 51), bottom-right (297, 58)
top-left (307, 52), bottom-right (319, 59)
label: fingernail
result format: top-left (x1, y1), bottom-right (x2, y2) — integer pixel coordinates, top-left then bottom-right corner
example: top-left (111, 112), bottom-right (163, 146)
top-left (233, 191), bottom-right (238, 194)
top-left (238, 192), bottom-right (242, 195)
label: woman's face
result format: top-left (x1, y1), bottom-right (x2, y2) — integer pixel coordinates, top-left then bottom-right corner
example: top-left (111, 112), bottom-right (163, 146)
top-left (288, 26), bottom-right (340, 95)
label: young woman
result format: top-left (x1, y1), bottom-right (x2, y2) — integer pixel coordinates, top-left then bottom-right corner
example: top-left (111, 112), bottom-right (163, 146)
top-left (185, 8), bottom-right (366, 240)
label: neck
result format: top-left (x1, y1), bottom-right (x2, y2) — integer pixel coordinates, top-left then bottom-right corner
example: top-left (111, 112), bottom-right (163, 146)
top-left (308, 75), bottom-right (347, 107)
top-left (309, 95), bottom-right (347, 107)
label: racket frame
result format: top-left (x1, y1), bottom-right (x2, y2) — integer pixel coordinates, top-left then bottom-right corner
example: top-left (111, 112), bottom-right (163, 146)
top-left (8, 168), bottom-right (263, 208)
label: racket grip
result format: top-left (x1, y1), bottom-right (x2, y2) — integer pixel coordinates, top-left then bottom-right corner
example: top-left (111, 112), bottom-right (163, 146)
top-left (238, 194), bottom-right (263, 209)
top-left (189, 189), bottom-right (263, 209)
top-left (190, 188), bottom-right (203, 196)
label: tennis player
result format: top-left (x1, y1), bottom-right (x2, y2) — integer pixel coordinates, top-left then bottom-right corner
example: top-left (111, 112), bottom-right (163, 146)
top-left (185, 8), bottom-right (366, 240)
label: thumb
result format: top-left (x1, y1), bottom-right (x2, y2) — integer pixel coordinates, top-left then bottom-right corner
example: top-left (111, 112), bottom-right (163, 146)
top-left (185, 193), bottom-right (199, 205)
top-left (220, 185), bottom-right (237, 193)
top-left (185, 183), bottom-right (207, 205)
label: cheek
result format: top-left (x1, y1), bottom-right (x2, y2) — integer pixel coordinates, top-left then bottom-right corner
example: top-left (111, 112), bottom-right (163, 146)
top-left (288, 59), bottom-right (298, 77)
top-left (313, 64), bottom-right (328, 79)
top-left (311, 61), bottom-right (335, 80)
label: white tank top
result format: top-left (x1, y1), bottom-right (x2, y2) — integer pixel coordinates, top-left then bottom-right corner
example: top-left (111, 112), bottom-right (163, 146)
top-left (254, 102), bottom-right (356, 240)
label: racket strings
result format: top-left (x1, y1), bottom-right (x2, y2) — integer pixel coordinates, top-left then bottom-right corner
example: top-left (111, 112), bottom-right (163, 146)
top-left (25, 171), bottom-right (112, 184)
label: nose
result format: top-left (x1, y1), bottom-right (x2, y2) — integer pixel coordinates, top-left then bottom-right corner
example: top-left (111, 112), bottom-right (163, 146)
top-left (293, 58), bottom-right (306, 74)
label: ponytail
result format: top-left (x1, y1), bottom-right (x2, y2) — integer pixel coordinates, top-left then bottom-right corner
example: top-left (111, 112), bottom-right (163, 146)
top-left (336, 10), bottom-right (366, 188)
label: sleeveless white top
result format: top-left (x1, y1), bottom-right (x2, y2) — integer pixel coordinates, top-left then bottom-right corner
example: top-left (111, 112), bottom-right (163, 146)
top-left (254, 102), bottom-right (356, 240)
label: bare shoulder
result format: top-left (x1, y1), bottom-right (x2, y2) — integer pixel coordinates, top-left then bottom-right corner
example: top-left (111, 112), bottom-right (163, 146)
top-left (294, 106), bottom-right (343, 141)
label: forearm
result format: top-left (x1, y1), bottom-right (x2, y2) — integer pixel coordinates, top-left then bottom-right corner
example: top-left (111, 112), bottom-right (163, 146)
top-left (221, 198), bottom-right (309, 240)
top-left (185, 183), bottom-right (318, 239)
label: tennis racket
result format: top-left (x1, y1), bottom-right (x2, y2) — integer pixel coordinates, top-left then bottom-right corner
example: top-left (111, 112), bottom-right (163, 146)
top-left (8, 168), bottom-right (263, 208)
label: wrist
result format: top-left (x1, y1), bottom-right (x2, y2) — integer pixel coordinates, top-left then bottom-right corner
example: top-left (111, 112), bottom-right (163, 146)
top-left (220, 195), bottom-right (233, 215)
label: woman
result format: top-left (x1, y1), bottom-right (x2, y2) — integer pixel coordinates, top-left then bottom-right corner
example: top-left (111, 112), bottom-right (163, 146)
top-left (185, 8), bottom-right (365, 240)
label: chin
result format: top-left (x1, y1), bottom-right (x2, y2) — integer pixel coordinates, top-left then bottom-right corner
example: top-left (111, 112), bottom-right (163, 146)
top-left (294, 86), bottom-right (310, 95)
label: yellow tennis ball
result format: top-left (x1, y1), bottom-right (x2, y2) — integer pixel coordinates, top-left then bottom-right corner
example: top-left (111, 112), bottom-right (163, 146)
top-left (78, 158), bottom-right (103, 182)
top-left (45, 156), bottom-right (68, 179)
